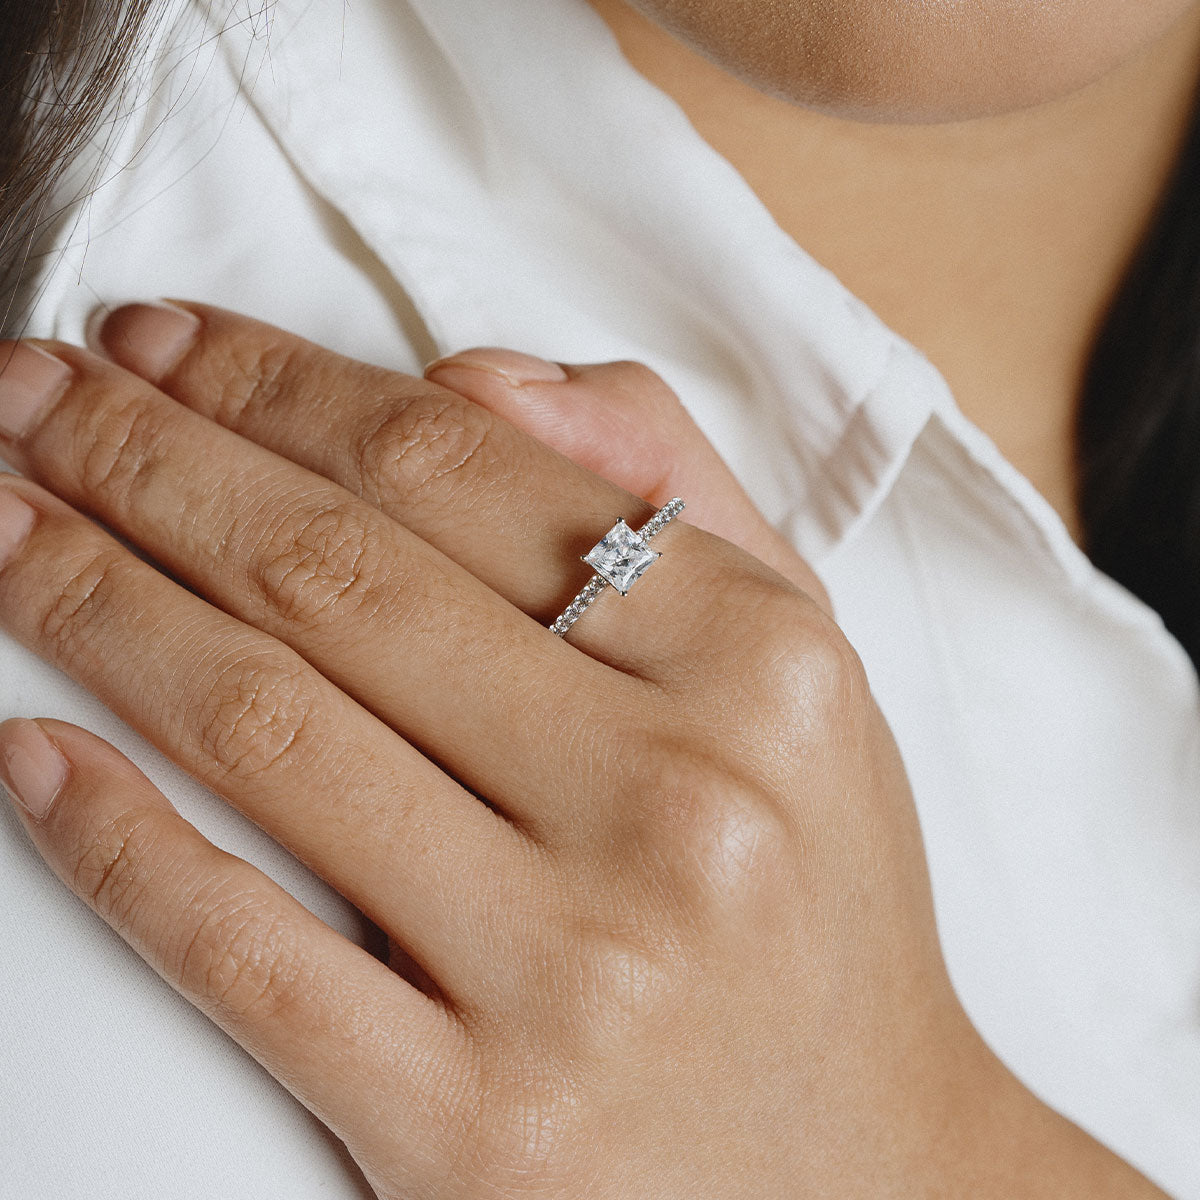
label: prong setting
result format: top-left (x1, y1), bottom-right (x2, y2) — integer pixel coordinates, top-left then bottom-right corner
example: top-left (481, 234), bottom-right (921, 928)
top-left (550, 499), bottom-right (685, 637)
top-left (583, 519), bottom-right (659, 595)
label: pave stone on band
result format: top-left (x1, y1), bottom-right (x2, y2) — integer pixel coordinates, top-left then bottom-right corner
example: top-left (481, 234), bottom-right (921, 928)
top-left (550, 498), bottom-right (685, 637)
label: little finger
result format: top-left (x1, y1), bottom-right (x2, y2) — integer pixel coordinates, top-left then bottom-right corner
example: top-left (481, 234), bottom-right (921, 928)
top-left (0, 716), bottom-right (474, 1193)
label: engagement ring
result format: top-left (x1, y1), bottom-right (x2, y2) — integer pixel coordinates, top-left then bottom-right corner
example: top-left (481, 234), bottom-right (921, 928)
top-left (550, 498), bottom-right (685, 637)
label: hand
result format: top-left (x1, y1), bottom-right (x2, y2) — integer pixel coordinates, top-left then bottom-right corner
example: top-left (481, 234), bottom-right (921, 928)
top-left (0, 304), bottom-right (1160, 1197)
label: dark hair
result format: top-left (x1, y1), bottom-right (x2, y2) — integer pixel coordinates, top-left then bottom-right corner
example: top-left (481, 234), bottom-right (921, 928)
top-left (1076, 86), bottom-right (1200, 677)
top-left (0, 0), bottom-right (163, 330)
top-left (3, 3), bottom-right (1200, 680)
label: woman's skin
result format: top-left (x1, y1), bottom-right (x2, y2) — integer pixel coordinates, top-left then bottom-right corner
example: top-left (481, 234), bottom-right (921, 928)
top-left (592, 0), bottom-right (1200, 541)
top-left (0, 2), bottom-right (1191, 1193)
top-left (0, 303), bottom-right (1169, 1196)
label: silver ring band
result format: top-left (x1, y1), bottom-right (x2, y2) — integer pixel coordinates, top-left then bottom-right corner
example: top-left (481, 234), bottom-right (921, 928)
top-left (550, 498), bottom-right (685, 637)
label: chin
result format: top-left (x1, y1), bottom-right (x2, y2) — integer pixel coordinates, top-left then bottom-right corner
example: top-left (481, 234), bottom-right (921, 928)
top-left (629, 0), bottom-right (1199, 121)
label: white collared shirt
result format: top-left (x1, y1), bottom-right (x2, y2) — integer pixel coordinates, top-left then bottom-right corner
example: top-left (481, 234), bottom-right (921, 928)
top-left (3, 1), bottom-right (1198, 1194)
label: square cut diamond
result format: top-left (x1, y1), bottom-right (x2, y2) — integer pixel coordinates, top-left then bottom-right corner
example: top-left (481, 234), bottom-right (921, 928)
top-left (584, 519), bottom-right (660, 595)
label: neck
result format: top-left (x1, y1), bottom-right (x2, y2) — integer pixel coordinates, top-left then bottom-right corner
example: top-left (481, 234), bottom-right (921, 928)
top-left (589, 0), bottom-right (1200, 541)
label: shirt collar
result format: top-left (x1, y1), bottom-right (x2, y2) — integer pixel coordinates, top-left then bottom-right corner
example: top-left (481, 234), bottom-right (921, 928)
top-left (216, 0), bottom-right (1127, 592)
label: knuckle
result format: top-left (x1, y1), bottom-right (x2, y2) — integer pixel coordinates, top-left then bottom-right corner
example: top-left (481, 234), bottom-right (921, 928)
top-left (780, 610), bottom-right (869, 725)
top-left (193, 652), bottom-right (317, 781)
top-left (39, 545), bottom-right (133, 673)
top-left (356, 392), bottom-right (501, 512)
top-left (738, 577), bottom-right (870, 729)
top-left (208, 335), bottom-right (302, 427)
top-left (75, 393), bottom-right (169, 506)
top-left (644, 744), bottom-right (795, 921)
top-left (249, 500), bottom-right (385, 627)
top-left (169, 886), bottom-right (306, 1023)
top-left (72, 810), bottom-right (311, 1027)
top-left (73, 807), bottom-right (166, 930)
top-left (570, 928), bottom-right (682, 1047)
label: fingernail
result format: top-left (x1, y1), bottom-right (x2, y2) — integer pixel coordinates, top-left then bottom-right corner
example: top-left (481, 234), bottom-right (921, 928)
top-left (0, 488), bottom-right (36, 567)
top-left (89, 300), bottom-right (201, 383)
top-left (0, 343), bottom-right (73, 439)
top-left (0, 719), bottom-right (69, 821)
top-left (425, 348), bottom-right (569, 388)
